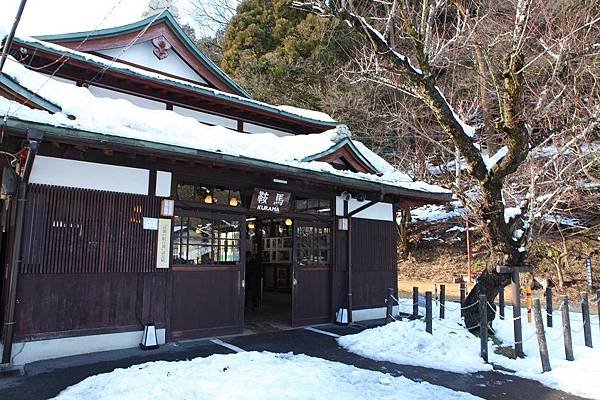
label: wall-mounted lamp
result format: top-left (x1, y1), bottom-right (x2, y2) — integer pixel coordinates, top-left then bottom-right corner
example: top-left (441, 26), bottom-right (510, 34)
top-left (229, 196), bottom-right (239, 207)
top-left (284, 218), bottom-right (293, 226)
top-left (204, 194), bottom-right (213, 204)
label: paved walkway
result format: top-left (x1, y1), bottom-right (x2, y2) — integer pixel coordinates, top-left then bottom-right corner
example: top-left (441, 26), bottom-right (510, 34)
top-left (0, 322), bottom-right (589, 400)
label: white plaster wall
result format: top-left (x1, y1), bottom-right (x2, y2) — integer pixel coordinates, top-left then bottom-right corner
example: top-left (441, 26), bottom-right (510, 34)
top-left (156, 170), bottom-right (172, 197)
top-left (243, 122), bottom-right (292, 137)
top-left (30, 156), bottom-right (150, 195)
top-left (4, 329), bottom-right (166, 365)
top-left (88, 85), bottom-right (166, 110)
top-left (352, 306), bottom-right (399, 321)
top-left (43, 74), bottom-right (77, 86)
top-left (173, 106), bottom-right (238, 130)
top-left (98, 41), bottom-right (208, 84)
top-left (335, 196), bottom-right (393, 221)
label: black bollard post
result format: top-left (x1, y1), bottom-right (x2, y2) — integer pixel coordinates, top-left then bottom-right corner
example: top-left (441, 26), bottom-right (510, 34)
top-left (412, 286), bottom-right (419, 319)
top-left (546, 287), bottom-right (553, 328)
top-left (479, 294), bottom-right (488, 362)
top-left (439, 284), bottom-right (446, 319)
top-left (597, 290), bottom-right (600, 336)
top-left (499, 289), bottom-right (505, 320)
top-left (560, 296), bottom-right (574, 361)
top-left (581, 292), bottom-right (593, 348)
top-left (460, 281), bottom-right (466, 319)
top-left (425, 291), bottom-right (432, 334)
top-left (533, 298), bottom-right (552, 372)
top-left (386, 288), bottom-right (394, 324)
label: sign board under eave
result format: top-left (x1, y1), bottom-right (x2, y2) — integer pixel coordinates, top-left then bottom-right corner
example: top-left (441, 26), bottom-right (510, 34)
top-left (156, 218), bottom-right (171, 269)
top-left (249, 188), bottom-right (291, 214)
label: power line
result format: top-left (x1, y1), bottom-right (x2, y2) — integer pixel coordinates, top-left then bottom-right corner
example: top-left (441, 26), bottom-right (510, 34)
top-left (3, 0), bottom-right (126, 120)
top-left (3, 0), bottom-right (179, 123)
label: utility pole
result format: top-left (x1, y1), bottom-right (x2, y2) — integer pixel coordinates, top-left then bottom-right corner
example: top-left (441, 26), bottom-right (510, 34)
top-left (0, 0), bottom-right (29, 73)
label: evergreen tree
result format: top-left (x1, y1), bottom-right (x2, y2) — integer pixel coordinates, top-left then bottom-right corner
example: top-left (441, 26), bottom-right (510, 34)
top-left (220, 0), bottom-right (356, 110)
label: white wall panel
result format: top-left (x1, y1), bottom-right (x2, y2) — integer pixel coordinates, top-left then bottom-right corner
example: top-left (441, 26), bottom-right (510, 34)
top-left (335, 196), bottom-right (393, 221)
top-left (98, 42), bottom-right (208, 84)
top-left (173, 106), bottom-right (238, 129)
top-left (244, 122), bottom-right (292, 137)
top-left (88, 85), bottom-right (166, 110)
top-left (30, 156), bottom-right (149, 195)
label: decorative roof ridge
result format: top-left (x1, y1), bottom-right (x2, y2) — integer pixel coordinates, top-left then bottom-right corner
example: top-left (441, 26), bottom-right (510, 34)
top-left (302, 136), bottom-right (380, 175)
top-left (34, 10), bottom-right (252, 99)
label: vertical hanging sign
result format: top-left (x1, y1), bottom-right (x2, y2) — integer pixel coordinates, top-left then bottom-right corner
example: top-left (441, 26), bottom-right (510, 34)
top-left (156, 218), bottom-right (171, 269)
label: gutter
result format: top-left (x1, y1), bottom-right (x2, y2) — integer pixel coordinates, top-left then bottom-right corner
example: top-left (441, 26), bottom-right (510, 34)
top-left (1, 128), bottom-right (42, 366)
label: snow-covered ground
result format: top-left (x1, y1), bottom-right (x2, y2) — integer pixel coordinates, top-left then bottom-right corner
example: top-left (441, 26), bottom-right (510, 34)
top-left (410, 202), bottom-right (465, 223)
top-left (52, 351), bottom-right (482, 400)
top-left (339, 298), bottom-right (600, 399)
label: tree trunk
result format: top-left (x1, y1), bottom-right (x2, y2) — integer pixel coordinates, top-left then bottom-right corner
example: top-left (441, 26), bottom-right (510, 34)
top-left (463, 178), bottom-right (525, 329)
top-left (463, 270), bottom-right (512, 331)
top-left (398, 208), bottom-right (410, 257)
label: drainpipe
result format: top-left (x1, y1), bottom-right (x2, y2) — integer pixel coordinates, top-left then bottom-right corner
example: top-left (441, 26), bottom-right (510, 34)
top-left (1, 128), bottom-right (42, 365)
top-left (0, 0), bottom-right (29, 73)
top-left (344, 198), bottom-right (352, 324)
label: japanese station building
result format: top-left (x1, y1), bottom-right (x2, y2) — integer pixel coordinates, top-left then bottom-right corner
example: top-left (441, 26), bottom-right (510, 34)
top-left (0, 11), bottom-right (450, 365)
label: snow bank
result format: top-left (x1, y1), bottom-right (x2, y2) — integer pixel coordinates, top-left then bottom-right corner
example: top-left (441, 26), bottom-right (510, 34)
top-left (339, 298), bottom-right (600, 399)
top-left (1, 57), bottom-right (451, 196)
top-left (52, 351), bottom-right (482, 400)
top-left (338, 311), bottom-right (491, 373)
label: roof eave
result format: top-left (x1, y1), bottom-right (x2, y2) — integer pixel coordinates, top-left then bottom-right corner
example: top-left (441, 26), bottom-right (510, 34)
top-left (0, 74), bottom-right (62, 113)
top-left (11, 37), bottom-right (338, 131)
top-left (2, 117), bottom-right (451, 203)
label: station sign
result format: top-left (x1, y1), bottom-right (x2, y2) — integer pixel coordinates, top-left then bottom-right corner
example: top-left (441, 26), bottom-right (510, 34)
top-left (249, 188), bottom-right (291, 214)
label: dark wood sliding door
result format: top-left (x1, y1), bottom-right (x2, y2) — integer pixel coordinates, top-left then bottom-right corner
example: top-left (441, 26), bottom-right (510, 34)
top-left (169, 210), bottom-right (245, 339)
top-left (291, 220), bottom-right (331, 326)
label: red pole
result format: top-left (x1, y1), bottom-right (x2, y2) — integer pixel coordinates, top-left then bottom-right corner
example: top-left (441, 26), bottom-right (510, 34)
top-left (466, 217), bottom-right (472, 283)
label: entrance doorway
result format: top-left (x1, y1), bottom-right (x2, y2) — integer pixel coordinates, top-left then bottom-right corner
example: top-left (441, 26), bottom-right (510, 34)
top-left (245, 218), bottom-right (293, 332)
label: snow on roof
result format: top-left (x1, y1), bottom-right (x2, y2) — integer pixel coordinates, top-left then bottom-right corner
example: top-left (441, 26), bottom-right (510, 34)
top-left (12, 34), bottom-right (338, 126)
top-left (0, 57), bottom-right (450, 197)
top-left (276, 105), bottom-right (335, 123)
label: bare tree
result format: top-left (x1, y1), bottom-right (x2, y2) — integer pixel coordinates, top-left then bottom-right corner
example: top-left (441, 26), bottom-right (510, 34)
top-left (293, 0), bottom-right (599, 324)
top-left (189, 0), bottom-right (239, 38)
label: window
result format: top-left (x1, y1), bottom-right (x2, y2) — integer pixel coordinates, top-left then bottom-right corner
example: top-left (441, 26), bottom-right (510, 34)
top-left (294, 198), bottom-right (331, 215)
top-left (172, 216), bottom-right (241, 265)
top-left (297, 226), bottom-right (331, 267)
top-left (177, 182), bottom-right (242, 207)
